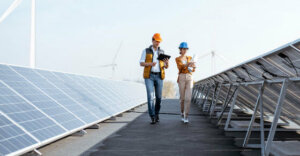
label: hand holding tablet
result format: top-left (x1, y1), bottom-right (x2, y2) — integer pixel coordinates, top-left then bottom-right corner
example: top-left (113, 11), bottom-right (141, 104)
top-left (157, 54), bottom-right (171, 61)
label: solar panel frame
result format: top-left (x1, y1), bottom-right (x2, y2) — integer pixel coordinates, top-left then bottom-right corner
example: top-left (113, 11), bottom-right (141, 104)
top-left (2, 65), bottom-right (86, 131)
top-left (84, 77), bottom-right (132, 110)
top-left (0, 63), bottom-right (147, 155)
top-left (65, 74), bottom-right (146, 116)
top-left (69, 75), bottom-right (121, 114)
top-left (0, 80), bottom-right (67, 143)
top-left (0, 111), bottom-right (39, 156)
top-left (10, 66), bottom-right (99, 124)
top-left (197, 39), bottom-right (300, 82)
top-left (35, 69), bottom-right (109, 120)
top-left (193, 39), bottom-right (300, 155)
top-left (51, 72), bottom-right (115, 118)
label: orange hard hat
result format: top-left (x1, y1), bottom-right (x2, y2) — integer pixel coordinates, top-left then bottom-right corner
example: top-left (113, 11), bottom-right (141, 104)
top-left (153, 33), bottom-right (162, 42)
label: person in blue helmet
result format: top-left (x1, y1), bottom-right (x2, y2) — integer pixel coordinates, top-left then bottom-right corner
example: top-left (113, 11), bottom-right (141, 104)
top-left (175, 42), bottom-right (196, 123)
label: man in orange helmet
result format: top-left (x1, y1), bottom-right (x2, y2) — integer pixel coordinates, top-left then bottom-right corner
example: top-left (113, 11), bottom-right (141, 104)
top-left (140, 33), bottom-right (169, 124)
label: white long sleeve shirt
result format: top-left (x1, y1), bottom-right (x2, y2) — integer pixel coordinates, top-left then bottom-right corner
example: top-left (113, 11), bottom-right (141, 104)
top-left (139, 47), bottom-right (161, 72)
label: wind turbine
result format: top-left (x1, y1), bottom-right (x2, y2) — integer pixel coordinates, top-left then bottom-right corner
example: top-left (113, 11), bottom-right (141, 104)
top-left (197, 51), bottom-right (230, 75)
top-left (91, 41), bottom-right (123, 79)
top-left (0, 0), bottom-right (36, 68)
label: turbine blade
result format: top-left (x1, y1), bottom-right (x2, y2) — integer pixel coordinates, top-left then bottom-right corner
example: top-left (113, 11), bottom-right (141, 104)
top-left (0, 0), bottom-right (23, 24)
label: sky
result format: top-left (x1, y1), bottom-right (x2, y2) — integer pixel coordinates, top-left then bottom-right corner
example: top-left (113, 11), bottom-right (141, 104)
top-left (1, 0), bottom-right (300, 82)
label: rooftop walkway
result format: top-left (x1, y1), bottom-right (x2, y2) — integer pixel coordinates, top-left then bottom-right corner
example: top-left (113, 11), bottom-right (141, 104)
top-left (82, 99), bottom-right (259, 156)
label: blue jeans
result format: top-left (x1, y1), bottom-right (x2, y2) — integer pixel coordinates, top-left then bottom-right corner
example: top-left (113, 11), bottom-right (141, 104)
top-left (144, 73), bottom-right (163, 118)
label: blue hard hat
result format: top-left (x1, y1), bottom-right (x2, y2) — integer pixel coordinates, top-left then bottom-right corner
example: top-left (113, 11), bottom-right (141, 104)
top-left (179, 42), bottom-right (189, 49)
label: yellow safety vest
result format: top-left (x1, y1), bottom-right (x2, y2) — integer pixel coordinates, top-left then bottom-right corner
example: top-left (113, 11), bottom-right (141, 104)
top-left (143, 46), bottom-right (165, 80)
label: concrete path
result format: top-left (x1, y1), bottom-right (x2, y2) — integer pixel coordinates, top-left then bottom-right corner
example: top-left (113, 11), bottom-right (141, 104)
top-left (83, 99), bottom-right (251, 156)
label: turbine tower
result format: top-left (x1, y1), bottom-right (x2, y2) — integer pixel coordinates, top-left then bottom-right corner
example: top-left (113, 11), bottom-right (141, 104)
top-left (0, 0), bottom-right (36, 68)
top-left (30, 0), bottom-right (36, 68)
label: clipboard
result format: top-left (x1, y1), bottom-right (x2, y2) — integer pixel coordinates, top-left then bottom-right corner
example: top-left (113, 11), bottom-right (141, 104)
top-left (157, 54), bottom-right (171, 60)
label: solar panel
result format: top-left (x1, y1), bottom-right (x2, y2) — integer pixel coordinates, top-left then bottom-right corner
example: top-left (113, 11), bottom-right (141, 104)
top-left (67, 74), bottom-right (143, 115)
top-left (193, 38), bottom-right (300, 155)
top-left (0, 65), bottom-right (85, 131)
top-left (51, 72), bottom-right (115, 118)
top-left (86, 76), bottom-right (147, 110)
top-left (66, 73), bottom-right (146, 114)
top-left (34, 69), bottom-right (110, 120)
top-left (67, 75), bottom-right (120, 114)
top-left (0, 112), bottom-right (38, 156)
top-left (0, 63), bottom-right (147, 155)
top-left (11, 66), bottom-right (99, 124)
top-left (78, 76), bottom-right (128, 112)
top-left (0, 81), bottom-right (66, 142)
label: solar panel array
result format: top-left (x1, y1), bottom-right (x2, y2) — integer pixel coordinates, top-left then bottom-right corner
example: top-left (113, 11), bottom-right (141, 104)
top-left (192, 38), bottom-right (300, 156)
top-left (0, 64), bottom-right (146, 156)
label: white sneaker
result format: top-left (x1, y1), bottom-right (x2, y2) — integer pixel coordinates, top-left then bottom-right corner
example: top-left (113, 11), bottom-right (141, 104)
top-left (181, 113), bottom-right (184, 122)
top-left (184, 117), bottom-right (189, 123)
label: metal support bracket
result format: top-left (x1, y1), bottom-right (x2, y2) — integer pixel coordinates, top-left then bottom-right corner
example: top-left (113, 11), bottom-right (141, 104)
top-left (217, 85), bottom-right (237, 125)
top-left (23, 149), bottom-right (42, 156)
top-left (265, 79), bottom-right (289, 156)
top-left (207, 83), bottom-right (218, 114)
top-left (243, 81), bottom-right (265, 150)
top-left (200, 86), bottom-right (210, 108)
top-left (109, 116), bottom-right (117, 121)
top-left (192, 85), bottom-right (201, 103)
top-left (72, 130), bottom-right (87, 136)
top-left (224, 85), bottom-right (240, 130)
top-left (196, 85), bottom-right (206, 106)
top-left (87, 124), bottom-right (100, 129)
top-left (202, 85), bottom-right (212, 112)
top-left (210, 83), bottom-right (223, 117)
top-left (191, 85), bottom-right (199, 103)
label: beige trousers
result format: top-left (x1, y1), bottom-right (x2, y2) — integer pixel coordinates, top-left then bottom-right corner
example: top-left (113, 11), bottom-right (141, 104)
top-left (178, 73), bottom-right (193, 116)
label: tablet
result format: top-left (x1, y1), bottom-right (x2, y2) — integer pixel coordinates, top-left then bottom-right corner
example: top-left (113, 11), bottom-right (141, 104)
top-left (157, 54), bottom-right (171, 60)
